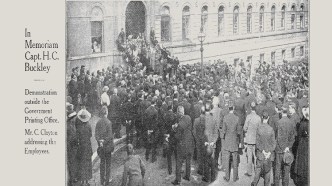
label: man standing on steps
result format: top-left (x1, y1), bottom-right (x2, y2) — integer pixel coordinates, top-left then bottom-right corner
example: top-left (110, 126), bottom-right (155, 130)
top-left (172, 106), bottom-right (195, 185)
top-left (95, 106), bottom-right (114, 186)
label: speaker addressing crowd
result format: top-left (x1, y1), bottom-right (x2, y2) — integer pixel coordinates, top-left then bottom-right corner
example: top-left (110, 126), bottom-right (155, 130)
top-left (66, 30), bottom-right (309, 186)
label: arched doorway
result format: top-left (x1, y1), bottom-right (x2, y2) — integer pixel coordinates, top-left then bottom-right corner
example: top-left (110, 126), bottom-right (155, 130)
top-left (125, 1), bottom-right (146, 38)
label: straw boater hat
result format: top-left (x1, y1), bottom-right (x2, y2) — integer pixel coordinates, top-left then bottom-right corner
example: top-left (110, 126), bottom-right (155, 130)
top-left (77, 109), bottom-right (91, 123)
top-left (302, 107), bottom-right (309, 120)
top-left (102, 86), bottom-right (109, 92)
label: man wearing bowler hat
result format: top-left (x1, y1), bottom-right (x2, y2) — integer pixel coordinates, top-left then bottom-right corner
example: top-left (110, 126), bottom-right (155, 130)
top-left (274, 103), bottom-right (296, 186)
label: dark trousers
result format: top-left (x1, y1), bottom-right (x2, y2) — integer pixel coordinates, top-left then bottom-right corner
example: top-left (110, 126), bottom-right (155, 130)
top-left (203, 152), bottom-right (217, 182)
top-left (175, 152), bottom-right (192, 182)
top-left (275, 153), bottom-right (291, 186)
top-left (196, 142), bottom-right (205, 174)
top-left (145, 133), bottom-right (157, 162)
top-left (67, 147), bottom-right (78, 185)
top-left (166, 139), bottom-right (177, 174)
top-left (125, 120), bottom-right (134, 144)
top-left (99, 150), bottom-right (112, 185)
top-left (111, 118), bottom-right (121, 138)
top-left (135, 119), bottom-right (144, 148)
top-left (252, 158), bottom-right (272, 186)
top-left (214, 137), bottom-right (221, 166)
top-left (224, 150), bottom-right (239, 181)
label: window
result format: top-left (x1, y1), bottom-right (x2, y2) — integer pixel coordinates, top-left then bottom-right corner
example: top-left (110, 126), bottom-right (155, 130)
top-left (271, 51), bottom-right (276, 65)
top-left (300, 46), bottom-right (304, 56)
top-left (260, 53), bottom-right (265, 63)
top-left (247, 6), bottom-right (252, 33)
top-left (234, 58), bottom-right (239, 66)
top-left (182, 6), bottom-right (190, 40)
top-left (271, 6), bottom-right (275, 31)
top-left (259, 6), bottom-right (264, 32)
top-left (233, 6), bottom-right (239, 34)
top-left (300, 5), bottom-right (305, 29)
top-left (281, 6), bottom-right (286, 29)
top-left (291, 5), bottom-right (296, 29)
top-left (291, 48), bottom-right (295, 58)
top-left (91, 7), bottom-right (104, 53)
top-left (201, 6), bottom-right (208, 34)
top-left (282, 50), bottom-right (286, 60)
top-left (247, 56), bottom-right (252, 64)
top-left (161, 6), bottom-right (171, 41)
top-left (218, 6), bottom-right (224, 36)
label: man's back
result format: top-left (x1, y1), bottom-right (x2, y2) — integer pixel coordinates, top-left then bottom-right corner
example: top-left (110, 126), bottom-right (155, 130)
top-left (276, 116), bottom-right (296, 153)
top-left (222, 113), bottom-right (241, 152)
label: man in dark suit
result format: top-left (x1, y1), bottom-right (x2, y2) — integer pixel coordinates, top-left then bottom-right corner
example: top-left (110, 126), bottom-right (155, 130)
top-left (172, 106), bottom-right (195, 185)
top-left (274, 105), bottom-right (296, 186)
top-left (251, 111), bottom-right (276, 186)
top-left (109, 88), bottom-right (121, 138)
top-left (144, 99), bottom-right (158, 162)
top-left (95, 106), bottom-right (114, 186)
top-left (193, 106), bottom-right (206, 176)
top-left (163, 102), bottom-right (177, 174)
top-left (220, 102), bottom-right (242, 182)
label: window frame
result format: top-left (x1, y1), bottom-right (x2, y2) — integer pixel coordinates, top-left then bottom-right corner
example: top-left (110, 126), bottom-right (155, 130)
top-left (182, 6), bottom-right (190, 40)
top-left (247, 6), bottom-right (252, 33)
top-left (233, 6), bottom-right (239, 34)
top-left (161, 6), bottom-right (171, 42)
top-left (90, 6), bottom-right (104, 54)
top-left (201, 5), bottom-right (208, 34)
top-left (281, 5), bottom-right (286, 29)
top-left (218, 6), bottom-right (225, 36)
top-left (259, 6), bottom-right (265, 32)
top-left (271, 6), bottom-right (276, 31)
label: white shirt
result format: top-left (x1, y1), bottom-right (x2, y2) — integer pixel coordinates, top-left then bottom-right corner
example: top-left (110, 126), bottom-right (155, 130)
top-left (101, 92), bottom-right (110, 106)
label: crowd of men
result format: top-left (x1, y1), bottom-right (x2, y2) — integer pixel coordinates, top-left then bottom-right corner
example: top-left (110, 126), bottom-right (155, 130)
top-left (66, 52), bottom-right (309, 186)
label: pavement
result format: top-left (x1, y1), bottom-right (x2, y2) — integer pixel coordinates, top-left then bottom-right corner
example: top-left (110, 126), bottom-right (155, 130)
top-left (80, 113), bottom-right (296, 186)
top-left (88, 147), bottom-right (296, 186)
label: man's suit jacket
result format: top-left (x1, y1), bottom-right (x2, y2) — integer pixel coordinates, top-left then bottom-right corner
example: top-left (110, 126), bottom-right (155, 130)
top-left (144, 105), bottom-right (158, 131)
top-left (275, 116), bottom-right (296, 153)
top-left (175, 115), bottom-right (195, 156)
top-left (109, 94), bottom-right (121, 118)
top-left (221, 112), bottom-right (241, 152)
top-left (95, 117), bottom-right (114, 153)
top-left (256, 123), bottom-right (276, 161)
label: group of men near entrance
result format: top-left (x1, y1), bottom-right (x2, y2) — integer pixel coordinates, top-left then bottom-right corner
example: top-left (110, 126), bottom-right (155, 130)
top-left (66, 55), bottom-right (309, 186)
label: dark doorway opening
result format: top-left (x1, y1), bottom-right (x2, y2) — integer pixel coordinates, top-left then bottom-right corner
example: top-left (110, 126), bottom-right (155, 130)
top-left (125, 1), bottom-right (146, 38)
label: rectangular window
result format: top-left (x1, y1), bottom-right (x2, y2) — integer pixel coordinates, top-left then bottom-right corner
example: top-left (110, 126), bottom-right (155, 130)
top-left (234, 58), bottom-right (239, 66)
top-left (271, 13), bottom-right (275, 31)
top-left (247, 13), bottom-right (252, 33)
top-left (247, 56), bottom-right (252, 64)
top-left (291, 48), bottom-right (295, 58)
top-left (282, 50), bottom-right (286, 60)
top-left (271, 52), bottom-right (276, 65)
top-left (291, 14), bottom-right (296, 29)
top-left (91, 21), bottom-right (103, 53)
top-left (281, 11), bottom-right (285, 28)
top-left (300, 14), bottom-right (304, 29)
top-left (161, 16), bottom-right (171, 41)
top-left (300, 46), bottom-right (304, 56)
top-left (182, 15), bottom-right (190, 39)
top-left (218, 13), bottom-right (224, 35)
top-left (201, 15), bottom-right (208, 34)
top-left (259, 13), bottom-right (264, 32)
top-left (260, 53), bottom-right (264, 63)
top-left (233, 13), bottom-right (239, 34)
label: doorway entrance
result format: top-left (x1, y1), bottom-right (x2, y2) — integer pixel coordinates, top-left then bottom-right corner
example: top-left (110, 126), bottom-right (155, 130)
top-left (125, 1), bottom-right (146, 38)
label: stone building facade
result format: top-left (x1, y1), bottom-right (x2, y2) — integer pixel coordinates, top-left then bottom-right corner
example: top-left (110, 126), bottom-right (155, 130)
top-left (66, 0), bottom-right (309, 74)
